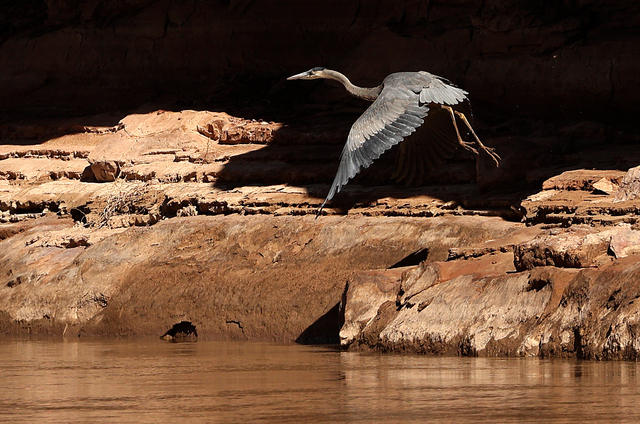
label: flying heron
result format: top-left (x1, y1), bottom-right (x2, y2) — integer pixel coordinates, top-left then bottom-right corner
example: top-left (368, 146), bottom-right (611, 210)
top-left (287, 67), bottom-right (500, 216)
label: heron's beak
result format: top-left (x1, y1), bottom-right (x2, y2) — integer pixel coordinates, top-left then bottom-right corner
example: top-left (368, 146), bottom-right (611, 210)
top-left (287, 70), bottom-right (312, 80)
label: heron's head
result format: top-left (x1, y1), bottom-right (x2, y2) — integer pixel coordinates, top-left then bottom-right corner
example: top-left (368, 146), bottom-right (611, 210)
top-left (287, 67), bottom-right (327, 81)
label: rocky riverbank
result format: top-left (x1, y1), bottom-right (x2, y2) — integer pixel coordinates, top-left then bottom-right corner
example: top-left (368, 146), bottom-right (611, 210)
top-left (1, 108), bottom-right (640, 360)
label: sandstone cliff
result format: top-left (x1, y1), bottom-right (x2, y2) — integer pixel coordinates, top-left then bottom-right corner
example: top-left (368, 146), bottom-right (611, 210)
top-left (1, 0), bottom-right (639, 121)
top-left (0, 107), bottom-right (639, 361)
top-left (1, 1), bottom-right (640, 359)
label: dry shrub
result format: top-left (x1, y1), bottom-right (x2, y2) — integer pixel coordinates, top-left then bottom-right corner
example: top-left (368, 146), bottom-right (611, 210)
top-left (98, 180), bottom-right (150, 228)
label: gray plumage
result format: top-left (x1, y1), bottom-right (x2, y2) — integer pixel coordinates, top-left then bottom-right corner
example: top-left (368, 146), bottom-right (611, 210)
top-left (287, 67), bottom-right (499, 216)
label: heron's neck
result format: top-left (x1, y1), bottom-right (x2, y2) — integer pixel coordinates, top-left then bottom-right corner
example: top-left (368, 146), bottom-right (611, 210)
top-left (322, 70), bottom-right (382, 101)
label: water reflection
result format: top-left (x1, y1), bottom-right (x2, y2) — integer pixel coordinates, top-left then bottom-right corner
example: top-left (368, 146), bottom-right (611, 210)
top-left (339, 354), bottom-right (640, 423)
top-left (0, 339), bottom-right (639, 423)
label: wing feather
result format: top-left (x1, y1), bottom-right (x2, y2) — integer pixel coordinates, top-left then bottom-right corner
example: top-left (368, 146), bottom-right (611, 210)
top-left (318, 71), bottom-right (470, 213)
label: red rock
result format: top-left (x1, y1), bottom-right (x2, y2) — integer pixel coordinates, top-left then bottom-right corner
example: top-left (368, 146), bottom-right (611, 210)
top-left (513, 226), bottom-right (613, 270)
top-left (542, 170), bottom-right (626, 191)
top-left (340, 268), bottom-right (404, 347)
top-left (0, 215), bottom-right (519, 339)
top-left (0, 32), bottom-right (639, 360)
top-left (342, 240), bottom-right (640, 359)
top-left (90, 160), bottom-right (120, 182)
top-left (592, 178), bottom-right (618, 195)
top-left (0, 157), bottom-right (89, 181)
top-left (609, 226), bottom-right (640, 258)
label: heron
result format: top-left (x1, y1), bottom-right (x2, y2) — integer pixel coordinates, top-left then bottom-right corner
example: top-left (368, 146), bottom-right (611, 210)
top-left (287, 67), bottom-right (500, 216)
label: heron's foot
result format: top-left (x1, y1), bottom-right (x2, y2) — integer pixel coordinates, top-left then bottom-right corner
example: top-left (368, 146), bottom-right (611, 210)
top-left (459, 139), bottom-right (478, 155)
top-left (478, 143), bottom-right (501, 167)
top-left (453, 110), bottom-right (501, 168)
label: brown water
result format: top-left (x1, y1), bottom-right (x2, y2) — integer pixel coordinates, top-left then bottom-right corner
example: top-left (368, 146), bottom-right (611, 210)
top-left (1, 339), bottom-right (640, 423)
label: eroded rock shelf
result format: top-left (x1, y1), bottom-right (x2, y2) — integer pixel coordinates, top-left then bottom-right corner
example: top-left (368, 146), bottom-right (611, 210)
top-left (0, 108), bottom-right (639, 361)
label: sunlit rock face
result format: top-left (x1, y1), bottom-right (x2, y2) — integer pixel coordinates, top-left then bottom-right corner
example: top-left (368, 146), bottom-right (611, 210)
top-left (1, 1), bottom-right (640, 359)
top-left (1, 0), bottom-right (639, 122)
top-left (341, 224), bottom-right (640, 360)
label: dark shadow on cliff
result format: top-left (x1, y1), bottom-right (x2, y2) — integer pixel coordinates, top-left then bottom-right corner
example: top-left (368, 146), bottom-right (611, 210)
top-left (295, 300), bottom-right (343, 345)
top-left (296, 267), bottom-right (347, 345)
top-left (0, 69), bottom-right (354, 146)
top-left (2, 0), bottom-right (640, 147)
top-left (0, 111), bottom-right (128, 146)
top-left (3, 67), bottom-right (639, 218)
top-left (208, 73), bottom-right (511, 212)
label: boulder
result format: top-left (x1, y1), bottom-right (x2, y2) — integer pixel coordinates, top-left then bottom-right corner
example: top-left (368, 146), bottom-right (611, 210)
top-left (514, 226), bottom-right (612, 270)
top-left (339, 268), bottom-right (404, 347)
top-left (614, 165), bottom-right (640, 202)
top-left (609, 225), bottom-right (640, 258)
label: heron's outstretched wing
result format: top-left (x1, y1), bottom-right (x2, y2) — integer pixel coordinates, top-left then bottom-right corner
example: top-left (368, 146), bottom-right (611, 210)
top-left (318, 71), bottom-right (468, 213)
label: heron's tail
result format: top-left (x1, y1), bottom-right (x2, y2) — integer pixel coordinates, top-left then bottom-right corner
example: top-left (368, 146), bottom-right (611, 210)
top-left (315, 198), bottom-right (329, 220)
top-left (315, 172), bottom-right (342, 219)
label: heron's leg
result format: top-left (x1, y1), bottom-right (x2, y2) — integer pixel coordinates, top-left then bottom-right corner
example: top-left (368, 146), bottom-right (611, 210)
top-left (441, 105), bottom-right (478, 155)
top-left (453, 110), bottom-right (501, 167)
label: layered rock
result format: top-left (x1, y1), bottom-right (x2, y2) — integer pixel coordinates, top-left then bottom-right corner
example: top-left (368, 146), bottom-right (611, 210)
top-left (0, 108), bottom-right (521, 228)
top-left (341, 223), bottom-right (640, 360)
top-left (0, 214), bottom-right (519, 340)
top-left (337, 164), bottom-right (640, 361)
top-left (1, 105), bottom-right (640, 361)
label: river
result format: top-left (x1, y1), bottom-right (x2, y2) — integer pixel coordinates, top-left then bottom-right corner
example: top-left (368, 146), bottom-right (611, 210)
top-left (1, 339), bottom-right (639, 423)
